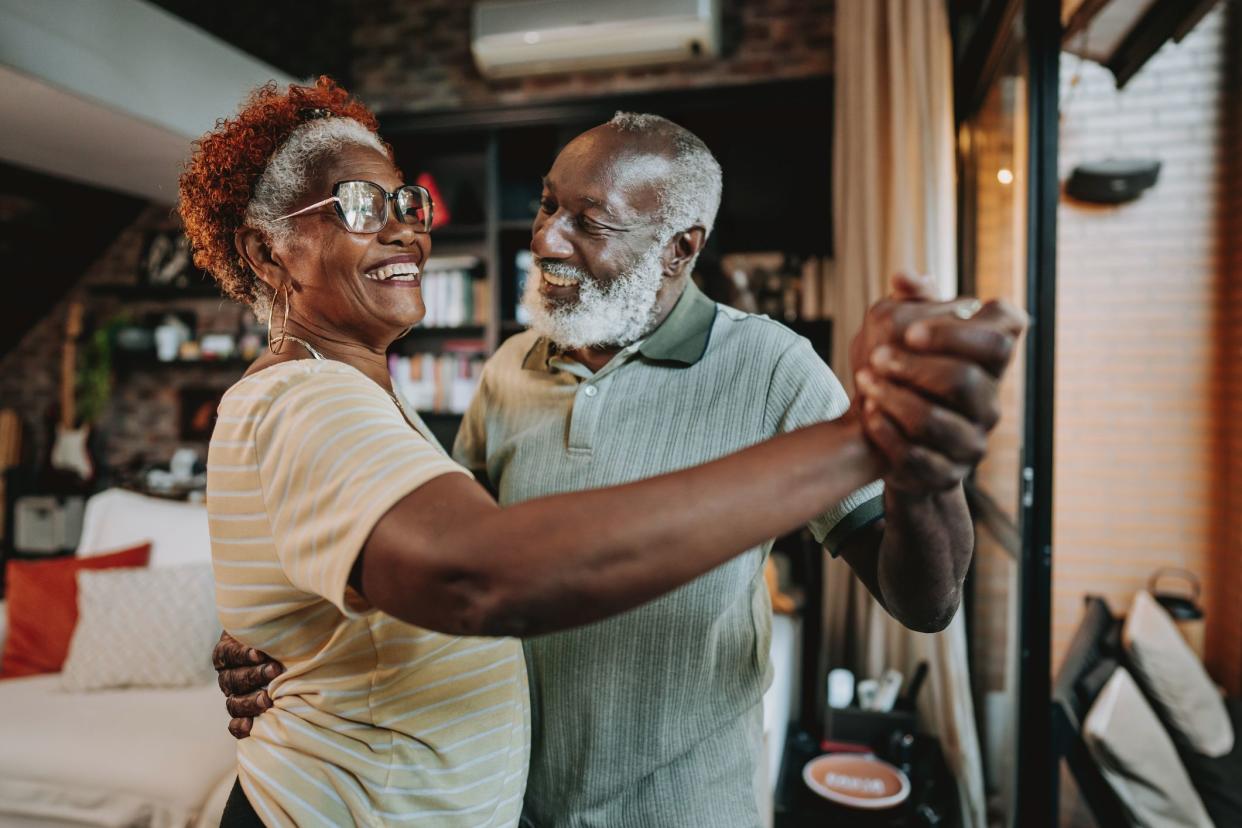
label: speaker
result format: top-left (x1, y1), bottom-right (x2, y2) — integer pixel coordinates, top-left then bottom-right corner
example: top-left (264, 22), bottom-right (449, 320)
top-left (1065, 159), bottom-right (1161, 204)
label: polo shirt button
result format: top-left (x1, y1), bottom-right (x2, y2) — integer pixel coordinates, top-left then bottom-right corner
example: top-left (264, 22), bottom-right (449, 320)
top-left (583, 385), bottom-right (598, 397)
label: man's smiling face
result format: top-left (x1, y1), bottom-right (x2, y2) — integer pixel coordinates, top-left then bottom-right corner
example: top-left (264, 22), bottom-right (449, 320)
top-left (522, 125), bottom-right (677, 350)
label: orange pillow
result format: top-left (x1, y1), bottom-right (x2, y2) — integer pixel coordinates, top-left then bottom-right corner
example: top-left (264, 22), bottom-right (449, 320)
top-left (1, 543), bottom-right (151, 678)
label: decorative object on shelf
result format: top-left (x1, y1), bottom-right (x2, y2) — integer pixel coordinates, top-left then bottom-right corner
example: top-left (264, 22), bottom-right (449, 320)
top-left (237, 328), bottom-right (264, 361)
top-left (154, 315), bottom-right (191, 362)
top-left (114, 324), bottom-right (153, 354)
top-left (144, 447), bottom-right (206, 500)
top-left (416, 172), bottom-right (452, 230)
top-left (177, 340), bottom-right (201, 362)
top-left (199, 333), bottom-right (236, 360)
top-left (49, 302), bottom-right (93, 483)
top-left (178, 387), bottom-right (224, 442)
top-left (138, 229), bottom-right (205, 288)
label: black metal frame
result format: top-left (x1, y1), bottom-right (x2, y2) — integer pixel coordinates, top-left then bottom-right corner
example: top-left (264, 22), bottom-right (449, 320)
top-left (954, 0), bottom-right (1024, 124)
top-left (954, 0), bottom-right (1061, 824)
top-left (1016, 0), bottom-right (1060, 824)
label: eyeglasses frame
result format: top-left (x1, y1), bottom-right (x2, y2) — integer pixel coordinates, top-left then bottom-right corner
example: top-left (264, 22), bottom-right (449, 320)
top-left (275, 180), bottom-right (435, 234)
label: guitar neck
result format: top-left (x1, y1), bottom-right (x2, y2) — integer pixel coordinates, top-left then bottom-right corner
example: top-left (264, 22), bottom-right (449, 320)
top-left (60, 302), bottom-right (82, 429)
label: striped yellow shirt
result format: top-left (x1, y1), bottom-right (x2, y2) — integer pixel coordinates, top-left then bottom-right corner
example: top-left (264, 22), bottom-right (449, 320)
top-left (208, 360), bottom-right (529, 827)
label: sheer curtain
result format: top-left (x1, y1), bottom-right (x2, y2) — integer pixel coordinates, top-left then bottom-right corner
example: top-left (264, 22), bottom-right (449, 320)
top-left (827, 2), bottom-right (986, 826)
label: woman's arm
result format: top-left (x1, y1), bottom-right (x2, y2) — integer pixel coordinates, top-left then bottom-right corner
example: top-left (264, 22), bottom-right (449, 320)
top-left (357, 416), bottom-right (882, 637)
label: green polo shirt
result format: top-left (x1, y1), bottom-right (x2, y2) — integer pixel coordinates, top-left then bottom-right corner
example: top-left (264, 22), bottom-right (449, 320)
top-left (453, 281), bottom-right (884, 828)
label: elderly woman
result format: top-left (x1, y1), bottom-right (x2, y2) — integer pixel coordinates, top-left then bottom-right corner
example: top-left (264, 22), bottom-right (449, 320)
top-left (181, 77), bottom-right (889, 826)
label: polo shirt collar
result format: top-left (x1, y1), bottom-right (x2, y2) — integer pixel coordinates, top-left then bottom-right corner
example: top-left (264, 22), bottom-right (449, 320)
top-left (637, 281), bottom-right (716, 365)
top-left (521, 280), bottom-right (717, 372)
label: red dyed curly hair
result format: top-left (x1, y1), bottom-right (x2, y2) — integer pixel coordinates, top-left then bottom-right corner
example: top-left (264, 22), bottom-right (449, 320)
top-left (178, 76), bottom-right (382, 307)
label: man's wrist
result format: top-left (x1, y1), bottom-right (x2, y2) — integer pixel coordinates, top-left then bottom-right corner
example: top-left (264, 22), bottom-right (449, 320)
top-left (882, 480), bottom-right (961, 515)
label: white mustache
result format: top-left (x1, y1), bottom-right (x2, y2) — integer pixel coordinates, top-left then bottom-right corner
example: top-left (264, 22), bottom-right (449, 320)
top-left (534, 257), bottom-right (591, 283)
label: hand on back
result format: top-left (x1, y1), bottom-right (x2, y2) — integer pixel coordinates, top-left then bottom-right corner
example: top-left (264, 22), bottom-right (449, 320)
top-left (213, 631), bottom-right (283, 739)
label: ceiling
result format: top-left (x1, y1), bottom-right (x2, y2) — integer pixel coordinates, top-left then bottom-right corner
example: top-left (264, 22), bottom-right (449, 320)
top-left (0, 0), bottom-right (296, 354)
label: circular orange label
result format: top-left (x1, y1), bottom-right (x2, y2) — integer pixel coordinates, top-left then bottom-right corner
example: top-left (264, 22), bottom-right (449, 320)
top-left (802, 754), bottom-right (910, 810)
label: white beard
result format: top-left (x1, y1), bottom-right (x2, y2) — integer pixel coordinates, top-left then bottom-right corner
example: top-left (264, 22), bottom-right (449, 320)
top-left (521, 243), bottom-right (666, 350)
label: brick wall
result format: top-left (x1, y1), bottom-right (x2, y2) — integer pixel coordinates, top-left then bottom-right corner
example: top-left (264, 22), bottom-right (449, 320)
top-left (1053, 7), bottom-right (1234, 688)
top-left (0, 208), bottom-right (252, 479)
top-left (351, 0), bottom-right (834, 113)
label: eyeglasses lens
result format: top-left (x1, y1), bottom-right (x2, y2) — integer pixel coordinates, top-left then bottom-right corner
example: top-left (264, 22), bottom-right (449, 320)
top-left (337, 181), bottom-right (385, 233)
top-left (396, 186), bottom-right (432, 231)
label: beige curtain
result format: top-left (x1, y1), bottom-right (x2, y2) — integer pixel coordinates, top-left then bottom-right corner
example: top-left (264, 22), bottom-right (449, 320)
top-left (828, 2), bottom-right (986, 827)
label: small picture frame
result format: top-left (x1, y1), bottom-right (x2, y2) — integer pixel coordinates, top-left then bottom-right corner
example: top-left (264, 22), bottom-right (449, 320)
top-left (139, 230), bottom-right (201, 288)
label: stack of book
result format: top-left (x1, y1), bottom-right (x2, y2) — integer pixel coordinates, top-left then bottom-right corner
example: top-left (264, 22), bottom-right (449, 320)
top-left (419, 256), bottom-right (489, 328)
top-left (389, 346), bottom-right (486, 414)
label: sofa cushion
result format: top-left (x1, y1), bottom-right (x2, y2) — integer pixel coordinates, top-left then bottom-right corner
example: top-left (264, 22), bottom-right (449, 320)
top-left (1178, 697), bottom-right (1242, 828)
top-left (1123, 590), bottom-right (1233, 757)
top-left (61, 564), bottom-right (219, 690)
top-left (0, 543), bottom-right (150, 678)
top-left (76, 488), bottom-right (212, 568)
top-left (1083, 666), bottom-right (1212, 828)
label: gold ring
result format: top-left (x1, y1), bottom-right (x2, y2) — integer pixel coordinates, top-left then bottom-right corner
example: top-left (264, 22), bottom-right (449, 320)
top-left (953, 299), bottom-right (982, 321)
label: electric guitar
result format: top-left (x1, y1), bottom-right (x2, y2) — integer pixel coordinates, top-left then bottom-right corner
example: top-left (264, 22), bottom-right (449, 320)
top-left (48, 302), bottom-right (94, 482)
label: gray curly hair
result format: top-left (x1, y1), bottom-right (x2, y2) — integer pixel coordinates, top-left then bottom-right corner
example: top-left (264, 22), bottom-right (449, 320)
top-left (608, 111), bottom-right (723, 250)
top-left (244, 117), bottom-right (387, 315)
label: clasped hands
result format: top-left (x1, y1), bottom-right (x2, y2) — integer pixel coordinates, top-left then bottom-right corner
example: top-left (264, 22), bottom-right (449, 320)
top-left (851, 273), bottom-right (1027, 495)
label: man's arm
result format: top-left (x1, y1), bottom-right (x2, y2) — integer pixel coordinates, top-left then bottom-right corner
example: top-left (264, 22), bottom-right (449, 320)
top-left (840, 287), bottom-right (1026, 632)
top-left (836, 489), bottom-right (972, 633)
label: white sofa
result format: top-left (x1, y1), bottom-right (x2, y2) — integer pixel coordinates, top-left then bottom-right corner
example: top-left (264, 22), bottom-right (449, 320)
top-left (0, 489), bottom-right (236, 828)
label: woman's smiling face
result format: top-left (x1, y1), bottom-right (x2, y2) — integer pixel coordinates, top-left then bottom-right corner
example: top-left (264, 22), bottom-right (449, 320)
top-left (272, 143), bottom-right (430, 346)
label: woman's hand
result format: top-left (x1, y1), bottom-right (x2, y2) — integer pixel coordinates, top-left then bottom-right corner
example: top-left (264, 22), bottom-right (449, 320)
top-left (855, 295), bottom-right (1028, 493)
top-left (212, 631), bottom-right (284, 739)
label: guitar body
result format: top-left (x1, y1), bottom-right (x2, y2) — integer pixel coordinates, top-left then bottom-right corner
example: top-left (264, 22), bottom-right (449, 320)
top-left (50, 424), bottom-right (93, 482)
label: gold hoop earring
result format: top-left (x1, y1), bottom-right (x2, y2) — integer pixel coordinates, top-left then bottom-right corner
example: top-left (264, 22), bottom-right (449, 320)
top-left (267, 284), bottom-right (290, 355)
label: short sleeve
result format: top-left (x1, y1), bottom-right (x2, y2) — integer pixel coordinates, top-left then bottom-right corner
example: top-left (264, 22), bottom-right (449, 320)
top-left (765, 338), bottom-right (885, 554)
top-left (255, 367), bottom-right (469, 616)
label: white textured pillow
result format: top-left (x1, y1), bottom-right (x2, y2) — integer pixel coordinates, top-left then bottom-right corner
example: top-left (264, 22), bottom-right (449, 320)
top-left (61, 565), bottom-right (219, 690)
top-left (1123, 590), bottom-right (1233, 757)
top-left (1084, 667), bottom-right (1213, 828)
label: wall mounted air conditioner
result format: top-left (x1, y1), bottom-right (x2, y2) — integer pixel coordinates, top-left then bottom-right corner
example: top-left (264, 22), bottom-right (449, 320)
top-left (472, 0), bottom-right (722, 79)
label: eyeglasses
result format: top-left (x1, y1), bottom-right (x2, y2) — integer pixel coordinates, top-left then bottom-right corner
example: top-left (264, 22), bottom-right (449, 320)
top-left (275, 180), bottom-right (434, 234)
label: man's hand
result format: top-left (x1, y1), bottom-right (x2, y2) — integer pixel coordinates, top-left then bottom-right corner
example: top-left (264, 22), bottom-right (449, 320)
top-left (850, 273), bottom-right (1027, 492)
top-left (213, 631), bottom-right (284, 739)
top-left (856, 298), bottom-right (1027, 491)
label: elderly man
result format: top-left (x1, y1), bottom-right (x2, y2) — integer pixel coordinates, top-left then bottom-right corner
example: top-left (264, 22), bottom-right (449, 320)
top-left (217, 113), bottom-right (1022, 827)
